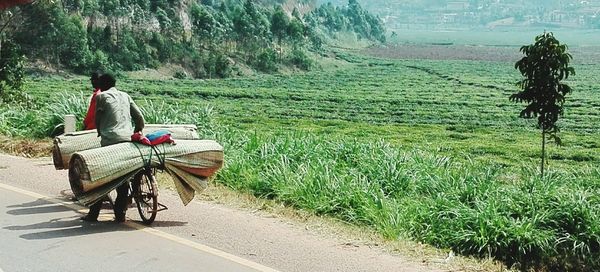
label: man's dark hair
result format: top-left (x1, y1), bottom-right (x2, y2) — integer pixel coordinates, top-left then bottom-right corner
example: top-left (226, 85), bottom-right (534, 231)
top-left (91, 72), bottom-right (101, 89)
top-left (98, 73), bottom-right (116, 91)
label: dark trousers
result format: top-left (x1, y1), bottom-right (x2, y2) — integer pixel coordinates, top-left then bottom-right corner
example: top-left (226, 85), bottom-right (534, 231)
top-left (86, 182), bottom-right (129, 220)
top-left (86, 140), bottom-right (129, 220)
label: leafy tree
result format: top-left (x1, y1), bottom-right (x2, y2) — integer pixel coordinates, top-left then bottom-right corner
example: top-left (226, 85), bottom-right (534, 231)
top-left (201, 0), bottom-right (214, 6)
top-left (190, 3), bottom-right (217, 48)
top-left (88, 49), bottom-right (111, 72)
top-left (307, 0), bottom-right (384, 44)
top-left (305, 24), bottom-right (323, 51)
top-left (0, 3), bottom-right (22, 55)
top-left (204, 50), bottom-right (231, 78)
top-left (254, 48), bottom-right (277, 72)
top-left (270, 5), bottom-right (288, 61)
top-left (232, 0), bottom-right (271, 62)
top-left (510, 32), bottom-right (575, 177)
top-left (287, 17), bottom-right (305, 50)
top-left (135, 0), bottom-right (150, 12)
top-left (155, 7), bottom-right (172, 30)
top-left (101, 25), bottom-right (115, 51)
top-left (366, 13), bottom-right (386, 43)
top-left (15, 1), bottom-right (64, 65)
top-left (64, 0), bottom-right (85, 13)
top-left (291, 7), bottom-right (301, 19)
top-left (99, 0), bottom-right (119, 16)
top-left (0, 39), bottom-right (26, 104)
top-left (0, 8), bottom-right (26, 103)
top-left (149, 31), bottom-right (170, 61)
top-left (346, 0), bottom-right (368, 38)
top-left (58, 14), bottom-right (93, 72)
top-left (288, 48), bottom-right (311, 70)
top-left (150, 0), bottom-right (168, 13)
top-left (15, 2), bottom-right (92, 72)
top-left (212, 9), bottom-right (233, 50)
top-left (113, 30), bottom-right (142, 70)
top-left (343, 0), bottom-right (385, 42)
top-left (2, 0), bottom-right (386, 77)
top-left (314, 3), bottom-right (344, 32)
top-left (81, 0), bottom-right (100, 16)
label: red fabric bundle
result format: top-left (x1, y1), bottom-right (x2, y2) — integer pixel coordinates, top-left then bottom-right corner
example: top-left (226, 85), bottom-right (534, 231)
top-left (131, 132), bottom-right (151, 145)
top-left (149, 134), bottom-right (174, 145)
top-left (131, 131), bottom-right (175, 146)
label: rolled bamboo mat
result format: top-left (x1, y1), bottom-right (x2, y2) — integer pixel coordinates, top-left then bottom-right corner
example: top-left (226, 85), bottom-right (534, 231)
top-left (53, 124), bottom-right (199, 170)
top-left (68, 139), bottom-right (223, 206)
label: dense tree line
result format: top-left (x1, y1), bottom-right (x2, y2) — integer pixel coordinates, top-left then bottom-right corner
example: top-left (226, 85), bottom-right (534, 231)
top-left (0, 39), bottom-right (26, 103)
top-left (0, 10), bottom-right (26, 103)
top-left (0, 0), bottom-right (386, 79)
top-left (306, 0), bottom-right (385, 43)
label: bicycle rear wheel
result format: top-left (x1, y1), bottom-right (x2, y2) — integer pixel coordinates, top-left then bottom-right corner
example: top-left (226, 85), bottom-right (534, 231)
top-left (133, 169), bottom-right (158, 224)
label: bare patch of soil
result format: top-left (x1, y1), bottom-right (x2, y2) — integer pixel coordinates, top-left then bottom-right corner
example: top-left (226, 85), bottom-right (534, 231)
top-left (0, 136), bottom-right (52, 158)
top-left (363, 44), bottom-right (600, 64)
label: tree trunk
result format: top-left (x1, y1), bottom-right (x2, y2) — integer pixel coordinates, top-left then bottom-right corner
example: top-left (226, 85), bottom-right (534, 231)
top-left (115, 18), bottom-right (119, 45)
top-left (541, 130), bottom-right (546, 178)
top-left (278, 37), bottom-right (282, 63)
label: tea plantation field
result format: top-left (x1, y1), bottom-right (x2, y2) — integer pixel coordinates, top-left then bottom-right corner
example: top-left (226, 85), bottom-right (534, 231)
top-left (25, 54), bottom-right (600, 168)
top-left (10, 52), bottom-right (600, 270)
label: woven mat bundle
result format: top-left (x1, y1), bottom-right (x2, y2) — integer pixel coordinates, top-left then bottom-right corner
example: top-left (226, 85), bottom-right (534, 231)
top-left (68, 139), bottom-right (223, 206)
top-left (53, 124), bottom-right (199, 170)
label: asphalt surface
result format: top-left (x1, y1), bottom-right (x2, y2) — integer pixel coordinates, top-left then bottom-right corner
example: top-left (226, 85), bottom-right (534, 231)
top-left (0, 154), bottom-right (440, 272)
top-left (0, 185), bottom-right (261, 272)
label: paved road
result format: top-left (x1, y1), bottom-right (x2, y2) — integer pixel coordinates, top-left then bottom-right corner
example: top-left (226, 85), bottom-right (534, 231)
top-left (0, 154), bottom-right (440, 272)
top-left (0, 184), bottom-right (266, 272)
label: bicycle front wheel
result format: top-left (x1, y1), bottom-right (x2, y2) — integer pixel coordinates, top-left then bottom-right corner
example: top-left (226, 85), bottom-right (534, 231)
top-left (133, 170), bottom-right (158, 224)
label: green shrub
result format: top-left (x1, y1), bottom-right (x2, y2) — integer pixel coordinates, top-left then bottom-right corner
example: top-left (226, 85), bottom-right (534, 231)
top-left (215, 57), bottom-right (233, 78)
top-left (0, 39), bottom-right (27, 105)
top-left (88, 50), bottom-right (112, 73)
top-left (288, 49), bottom-right (312, 70)
top-left (173, 70), bottom-right (187, 79)
top-left (253, 49), bottom-right (278, 73)
top-left (204, 51), bottom-right (232, 79)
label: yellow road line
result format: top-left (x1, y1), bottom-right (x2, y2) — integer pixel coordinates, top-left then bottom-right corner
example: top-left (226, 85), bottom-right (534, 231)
top-left (0, 182), bottom-right (279, 272)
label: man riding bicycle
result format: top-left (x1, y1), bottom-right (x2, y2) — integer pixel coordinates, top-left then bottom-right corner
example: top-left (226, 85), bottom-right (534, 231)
top-left (81, 73), bottom-right (145, 223)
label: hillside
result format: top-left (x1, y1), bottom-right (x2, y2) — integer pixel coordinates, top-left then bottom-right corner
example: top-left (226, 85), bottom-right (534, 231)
top-left (0, 0), bottom-right (385, 82)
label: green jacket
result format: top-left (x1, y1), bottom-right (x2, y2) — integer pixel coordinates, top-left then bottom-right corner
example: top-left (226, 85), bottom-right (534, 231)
top-left (94, 87), bottom-right (145, 146)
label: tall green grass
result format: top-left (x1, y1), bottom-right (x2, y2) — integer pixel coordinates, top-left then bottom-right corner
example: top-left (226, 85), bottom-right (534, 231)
top-left (4, 90), bottom-right (597, 270)
top-left (0, 105), bottom-right (48, 137)
top-left (0, 92), bottom-right (215, 138)
top-left (0, 92), bottom-right (88, 137)
top-left (139, 99), bottom-right (217, 139)
top-left (216, 129), bottom-right (600, 271)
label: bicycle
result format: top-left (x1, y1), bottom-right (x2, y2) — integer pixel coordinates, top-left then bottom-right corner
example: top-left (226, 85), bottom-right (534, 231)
top-left (107, 145), bottom-right (168, 225)
top-left (129, 166), bottom-right (159, 224)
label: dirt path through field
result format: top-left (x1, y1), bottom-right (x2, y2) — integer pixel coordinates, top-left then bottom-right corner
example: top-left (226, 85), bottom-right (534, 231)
top-left (363, 44), bottom-right (600, 64)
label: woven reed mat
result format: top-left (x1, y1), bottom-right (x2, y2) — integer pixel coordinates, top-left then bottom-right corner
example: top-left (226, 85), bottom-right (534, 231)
top-left (53, 124), bottom-right (199, 170)
top-left (68, 139), bottom-right (223, 206)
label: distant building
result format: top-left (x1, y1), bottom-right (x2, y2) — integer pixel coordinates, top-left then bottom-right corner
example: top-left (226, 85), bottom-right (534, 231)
top-left (446, 1), bottom-right (469, 12)
top-left (441, 13), bottom-right (458, 23)
top-left (336, 0), bottom-right (600, 30)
